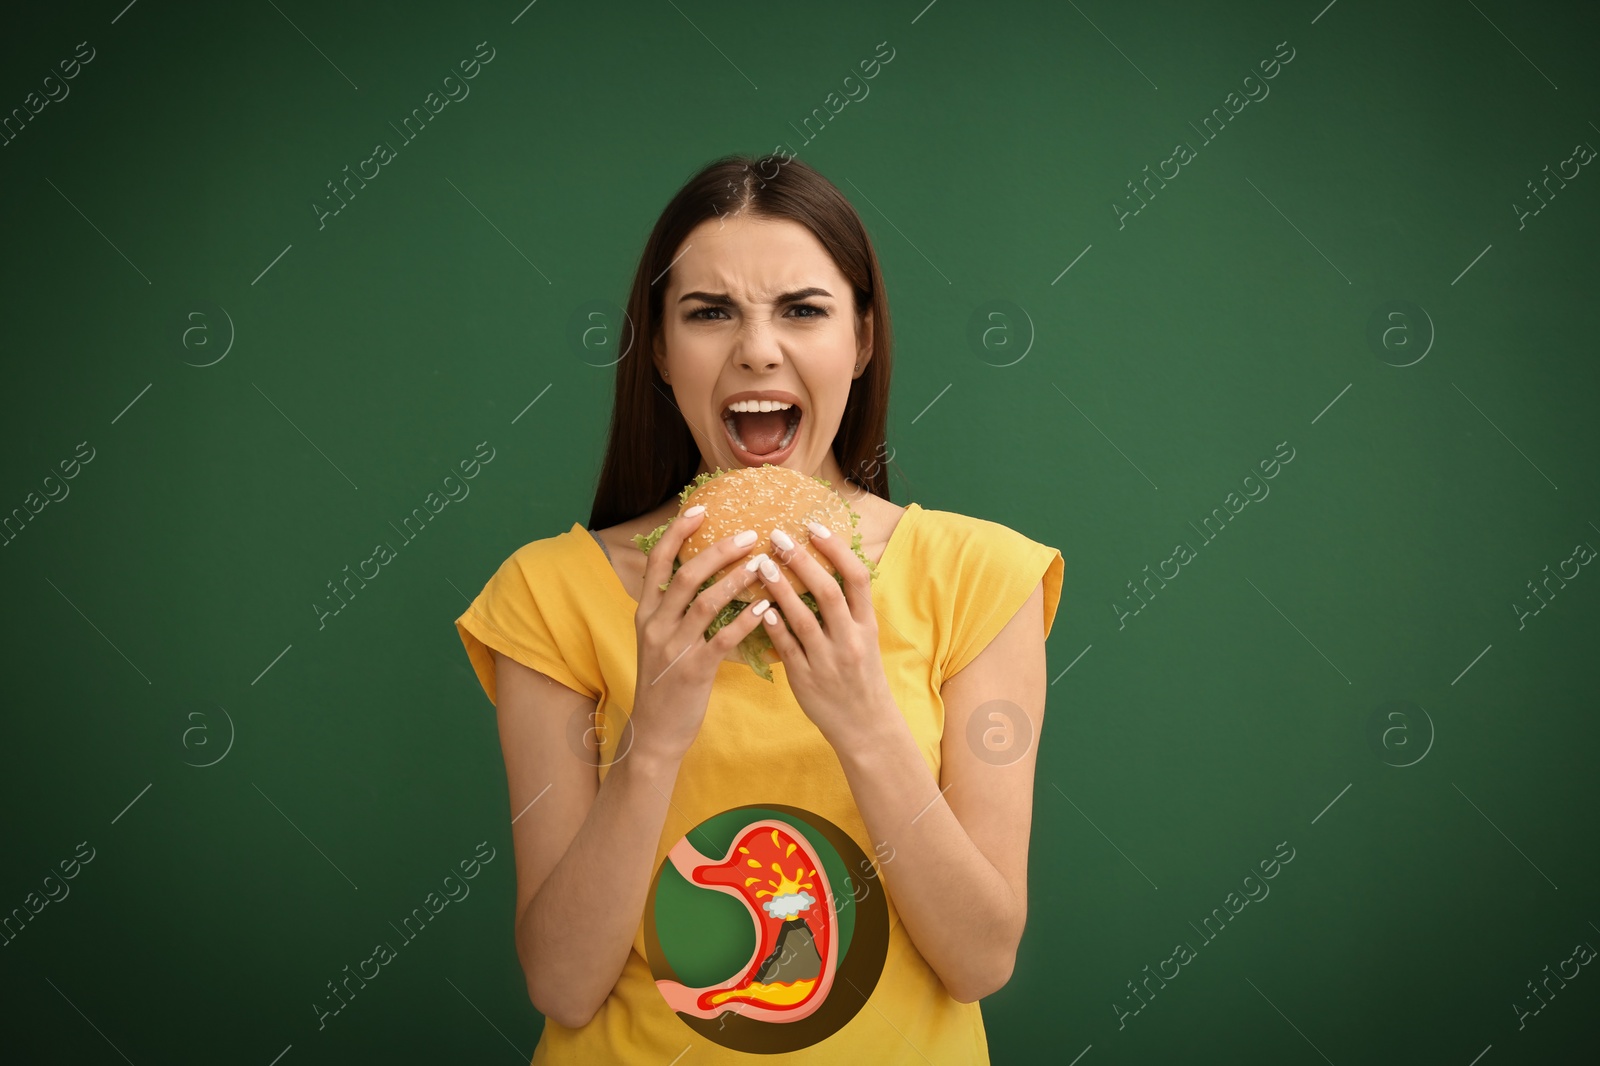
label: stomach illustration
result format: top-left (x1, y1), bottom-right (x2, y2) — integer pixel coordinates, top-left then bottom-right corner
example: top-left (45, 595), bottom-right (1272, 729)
top-left (654, 819), bottom-right (838, 1023)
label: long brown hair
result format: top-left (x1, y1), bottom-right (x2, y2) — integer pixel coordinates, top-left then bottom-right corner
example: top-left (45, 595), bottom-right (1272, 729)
top-left (587, 153), bottom-right (894, 531)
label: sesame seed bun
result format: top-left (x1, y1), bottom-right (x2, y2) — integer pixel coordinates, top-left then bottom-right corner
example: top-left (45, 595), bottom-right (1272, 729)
top-left (630, 463), bottom-right (880, 681)
top-left (677, 464), bottom-right (858, 593)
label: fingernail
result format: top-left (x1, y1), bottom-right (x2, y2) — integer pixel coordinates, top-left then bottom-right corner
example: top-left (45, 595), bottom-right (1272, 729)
top-left (771, 527), bottom-right (795, 551)
top-left (759, 557), bottom-right (781, 582)
top-left (683, 504), bottom-right (705, 518)
top-left (763, 609), bottom-right (779, 624)
top-left (746, 552), bottom-right (768, 572)
top-left (805, 520), bottom-right (831, 539)
top-left (733, 529), bottom-right (756, 547)
top-left (750, 598), bottom-right (771, 616)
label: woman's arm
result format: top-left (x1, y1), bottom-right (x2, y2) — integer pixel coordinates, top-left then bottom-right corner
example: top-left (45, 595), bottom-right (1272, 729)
top-left (488, 517), bottom-right (765, 1025)
top-left (491, 650), bottom-right (682, 1028)
top-left (834, 581), bottom-right (1047, 1002)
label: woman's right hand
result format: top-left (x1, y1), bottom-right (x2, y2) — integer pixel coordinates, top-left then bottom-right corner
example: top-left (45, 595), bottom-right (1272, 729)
top-left (630, 506), bottom-right (771, 764)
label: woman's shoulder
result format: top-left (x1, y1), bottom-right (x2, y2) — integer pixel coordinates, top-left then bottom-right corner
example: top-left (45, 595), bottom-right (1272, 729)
top-left (902, 504), bottom-right (1063, 606)
top-left (484, 523), bottom-right (599, 589)
top-left (502, 525), bottom-right (571, 558)
top-left (903, 504), bottom-right (1046, 554)
top-left (457, 522), bottom-right (607, 703)
top-left (904, 506), bottom-right (1066, 674)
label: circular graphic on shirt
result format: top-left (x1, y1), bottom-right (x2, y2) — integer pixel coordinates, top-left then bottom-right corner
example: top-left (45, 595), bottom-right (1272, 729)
top-left (643, 804), bottom-right (890, 1052)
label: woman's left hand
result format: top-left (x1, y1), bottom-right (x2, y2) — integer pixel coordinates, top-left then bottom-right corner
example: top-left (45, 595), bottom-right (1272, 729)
top-left (753, 520), bottom-right (898, 748)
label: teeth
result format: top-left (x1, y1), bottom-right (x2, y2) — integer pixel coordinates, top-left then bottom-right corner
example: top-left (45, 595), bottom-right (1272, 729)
top-left (726, 398), bottom-right (800, 448)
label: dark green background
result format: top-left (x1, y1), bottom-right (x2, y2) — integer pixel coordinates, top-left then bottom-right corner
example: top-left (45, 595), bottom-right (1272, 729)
top-left (3, 0), bottom-right (1597, 1062)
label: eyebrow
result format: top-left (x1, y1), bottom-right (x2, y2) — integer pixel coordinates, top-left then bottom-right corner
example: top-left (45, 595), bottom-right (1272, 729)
top-left (678, 287), bottom-right (834, 306)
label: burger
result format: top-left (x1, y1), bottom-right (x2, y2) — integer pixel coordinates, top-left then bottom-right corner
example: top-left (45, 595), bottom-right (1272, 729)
top-left (632, 463), bottom-right (880, 681)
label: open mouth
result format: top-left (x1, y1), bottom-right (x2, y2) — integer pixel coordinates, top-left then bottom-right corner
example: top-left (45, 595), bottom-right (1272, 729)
top-left (722, 401), bottom-right (803, 466)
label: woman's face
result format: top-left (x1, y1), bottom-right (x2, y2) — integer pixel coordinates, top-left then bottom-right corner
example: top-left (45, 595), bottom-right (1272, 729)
top-left (653, 214), bottom-right (872, 485)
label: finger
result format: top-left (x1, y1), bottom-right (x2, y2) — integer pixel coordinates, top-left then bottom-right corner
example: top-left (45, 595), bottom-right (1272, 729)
top-left (686, 554), bottom-right (764, 633)
top-left (640, 505), bottom-right (705, 613)
top-left (804, 519), bottom-right (875, 627)
top-left (652, 566), bottom-right (758, 685)
top-left (711, 592), bottom-right (773, 656)
top-left (751, 551), bottom-right (823, 652)
top-left (664, 526), bottom-right (758, 620)
top-left (755, 591), bottom-right (805, 665)
top-left (767, 525), bottom-right (850, 633)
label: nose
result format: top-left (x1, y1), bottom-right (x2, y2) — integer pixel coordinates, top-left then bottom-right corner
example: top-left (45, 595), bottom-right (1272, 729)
top-left (732, 319), bottom-right (785, 372)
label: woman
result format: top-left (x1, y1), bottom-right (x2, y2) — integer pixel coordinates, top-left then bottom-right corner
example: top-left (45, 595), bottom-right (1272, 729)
top-left (456, 154), bottom-right (1063, 1063)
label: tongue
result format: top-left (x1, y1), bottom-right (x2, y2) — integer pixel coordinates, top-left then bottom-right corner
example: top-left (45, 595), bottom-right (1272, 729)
top-left (733, 410), bottom-right (791, 455)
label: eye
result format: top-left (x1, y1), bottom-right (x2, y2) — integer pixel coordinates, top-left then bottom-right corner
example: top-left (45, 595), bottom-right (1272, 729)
top-left (688, 304), bottom-right (827, 321)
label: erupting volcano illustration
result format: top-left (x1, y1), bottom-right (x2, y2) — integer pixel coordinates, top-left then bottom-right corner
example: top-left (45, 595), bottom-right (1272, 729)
top-left (654, 819), bottom-right (838, 1022)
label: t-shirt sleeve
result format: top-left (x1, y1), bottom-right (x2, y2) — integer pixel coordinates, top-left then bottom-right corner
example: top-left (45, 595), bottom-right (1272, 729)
top-left (454, 536), bottom-right (601, 705)
top-left (938, 514), bottom-right (1064, 683)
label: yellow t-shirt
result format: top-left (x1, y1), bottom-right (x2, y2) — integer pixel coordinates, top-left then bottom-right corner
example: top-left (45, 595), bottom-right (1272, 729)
top-left (455, 502), bottom-right (1064, 1064)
